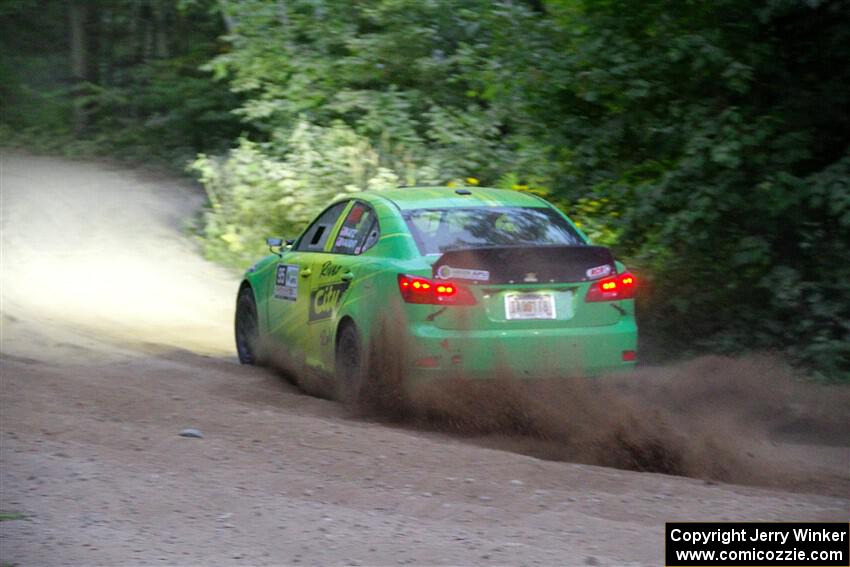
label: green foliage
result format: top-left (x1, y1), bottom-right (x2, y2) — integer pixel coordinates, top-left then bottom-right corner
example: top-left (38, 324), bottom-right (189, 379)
top-left (4, 0), bottom-right (847, 377)
top-left (76, 55), bottom-right (244, 166)
top-left (190, 122), bottom-right (402, 267)
top-left (205, 0), bottom-right (549, 179)
top-left (192, 0), bottom-right (560, 264)
top-left (0, 0), bottom-right (243, 166)
top-left (532, 0), bottom-right (850, 379)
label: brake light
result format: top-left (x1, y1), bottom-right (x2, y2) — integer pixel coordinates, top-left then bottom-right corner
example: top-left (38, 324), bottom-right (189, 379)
top-left (398, 274), bottom-right (476, 305)
top-left (585, 272), bottom-right (637, 302)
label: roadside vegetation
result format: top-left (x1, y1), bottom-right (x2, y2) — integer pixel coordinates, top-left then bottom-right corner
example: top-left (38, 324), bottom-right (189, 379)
top-left (2, 0), bottom-right (847, 379)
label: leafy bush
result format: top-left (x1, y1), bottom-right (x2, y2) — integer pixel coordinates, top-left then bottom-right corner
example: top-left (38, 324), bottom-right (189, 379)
top-left (191, 121), bottom-right (403, 267)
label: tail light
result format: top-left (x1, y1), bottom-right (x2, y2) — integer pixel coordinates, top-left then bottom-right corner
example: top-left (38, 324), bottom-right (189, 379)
top-left (397, 274), bottom-right (476, 306)
top-left (585, 272), bottom-right (637, 302)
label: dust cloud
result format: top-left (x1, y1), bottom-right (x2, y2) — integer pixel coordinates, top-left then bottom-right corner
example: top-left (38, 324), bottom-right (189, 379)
top-left (321, 323), bottom-right (849, 496)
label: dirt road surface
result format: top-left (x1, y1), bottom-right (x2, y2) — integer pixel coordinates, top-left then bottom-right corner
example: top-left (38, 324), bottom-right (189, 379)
top-left (1, 152), bottom-right (847, 566)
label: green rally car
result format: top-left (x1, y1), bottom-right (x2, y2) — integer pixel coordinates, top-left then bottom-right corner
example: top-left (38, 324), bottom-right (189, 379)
top-left (235, 187), bottom-right (637, 398)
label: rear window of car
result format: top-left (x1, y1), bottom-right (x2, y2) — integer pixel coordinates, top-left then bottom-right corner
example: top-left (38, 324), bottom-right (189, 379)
top-left (403, 207), bottom-right (585, 255)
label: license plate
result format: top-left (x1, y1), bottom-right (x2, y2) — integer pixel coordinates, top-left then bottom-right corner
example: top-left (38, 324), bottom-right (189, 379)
top-left (504, 293), bottom-right (556, 320)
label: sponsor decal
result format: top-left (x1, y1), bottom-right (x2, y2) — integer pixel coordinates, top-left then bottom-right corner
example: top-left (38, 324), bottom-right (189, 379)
top-left (334, 226), bottom-right (360, 251)
top-left (319, 260), bottom-right (343, 279)
top-left (274, 264), bottom-right (299, 300)
top-left (335, 235), bottom-right (359, 250)
top-left (309, 281), bottom-right (350, 322)
top-left (435, 265), bottom-right (490, 281)
top-left (338, 226), bottom-right (358, 238)
top-left (586, 264), bottom-right (612, 279)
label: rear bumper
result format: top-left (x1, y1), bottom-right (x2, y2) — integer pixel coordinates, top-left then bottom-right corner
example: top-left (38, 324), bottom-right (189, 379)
top-left (404, 318), bottom-right (637, 380)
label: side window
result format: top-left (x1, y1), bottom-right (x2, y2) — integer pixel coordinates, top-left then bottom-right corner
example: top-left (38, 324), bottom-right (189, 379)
top-left (295, 201), bottom-right (348, 252)
top-left (332, 202), bottom-right (380, 255)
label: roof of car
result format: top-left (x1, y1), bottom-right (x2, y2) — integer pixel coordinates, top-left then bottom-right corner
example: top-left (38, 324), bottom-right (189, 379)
top-left (363, 186), bottom-right (549, 210)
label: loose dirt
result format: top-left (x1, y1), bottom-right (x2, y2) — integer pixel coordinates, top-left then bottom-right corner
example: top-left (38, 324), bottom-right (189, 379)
top-left (1, 152), bottom-right (847, 566)
top-left (351, 328), bottom-right (849, 497)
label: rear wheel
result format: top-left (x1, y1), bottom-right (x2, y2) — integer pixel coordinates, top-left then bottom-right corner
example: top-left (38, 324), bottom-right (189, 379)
top-left (235, 286), bottom-right (260, 365)
top-left (335, 323), bottom-right (366, 405)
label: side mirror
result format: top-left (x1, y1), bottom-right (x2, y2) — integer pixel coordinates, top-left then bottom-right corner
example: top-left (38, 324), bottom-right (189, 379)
top-left (267, 237), bottom-right (295, 256)
top-left (267, 237), bottom-right (283, 256)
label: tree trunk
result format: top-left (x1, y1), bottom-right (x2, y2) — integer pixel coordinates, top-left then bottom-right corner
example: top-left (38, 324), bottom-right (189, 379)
top-left (69, 0), bottom-right (89, 135)
top-left (69, 1), bottom-right (88, 80)
top-left (153, 0), bottom-right (170, 58)
top-left (218, 0), bottom-right (236, 34)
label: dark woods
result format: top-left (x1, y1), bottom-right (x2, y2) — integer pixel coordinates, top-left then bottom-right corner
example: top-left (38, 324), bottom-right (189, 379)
top-left (2, 0), bottom-right (241, 158)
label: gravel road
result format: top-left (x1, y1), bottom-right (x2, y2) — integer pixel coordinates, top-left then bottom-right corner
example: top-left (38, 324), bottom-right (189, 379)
top-left (1, 152), bottom-right (847, 566)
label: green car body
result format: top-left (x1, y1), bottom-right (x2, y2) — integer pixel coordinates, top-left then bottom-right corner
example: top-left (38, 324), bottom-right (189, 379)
top-left (236, 187), bottom-right (637, 388)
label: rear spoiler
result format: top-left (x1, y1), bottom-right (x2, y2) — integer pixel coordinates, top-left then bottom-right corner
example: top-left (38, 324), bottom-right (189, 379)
top-left (433, 245), bottom-right (616, 285)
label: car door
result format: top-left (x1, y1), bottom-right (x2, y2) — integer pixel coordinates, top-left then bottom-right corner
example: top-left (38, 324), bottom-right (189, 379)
top-left (307, 200), bottom-right (381, 371)
top-left (266, 201), bottom-right (349, 365)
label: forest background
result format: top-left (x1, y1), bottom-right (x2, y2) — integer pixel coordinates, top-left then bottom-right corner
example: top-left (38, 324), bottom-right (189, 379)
top-left (2, 0), bottom-right (848, 379)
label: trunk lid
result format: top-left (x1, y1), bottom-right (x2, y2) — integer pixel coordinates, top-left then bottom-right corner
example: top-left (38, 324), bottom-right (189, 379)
top-left (429, 246), bottom-right (622, 330)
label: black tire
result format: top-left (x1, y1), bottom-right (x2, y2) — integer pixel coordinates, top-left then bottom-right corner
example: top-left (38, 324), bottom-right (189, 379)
top-left (235, 286), bottom-right (260, 365)
top-left (335, 323), bottom-right (366, 405)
